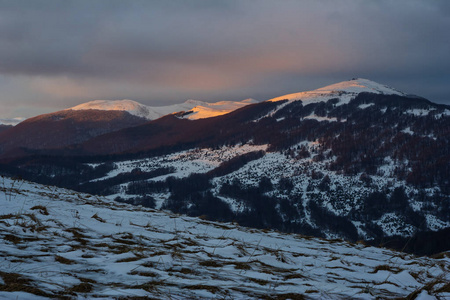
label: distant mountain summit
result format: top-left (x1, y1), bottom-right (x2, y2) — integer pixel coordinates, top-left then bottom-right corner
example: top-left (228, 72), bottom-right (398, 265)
top-left (269, 78), bottom-right (407, 105)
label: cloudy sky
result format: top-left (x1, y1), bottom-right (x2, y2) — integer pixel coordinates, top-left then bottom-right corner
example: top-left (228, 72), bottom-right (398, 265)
top-left (0, 0), bottom-right (449, 120)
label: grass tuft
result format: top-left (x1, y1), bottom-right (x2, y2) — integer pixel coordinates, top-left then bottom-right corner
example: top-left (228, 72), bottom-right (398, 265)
top-left (3, 234), bottom-right (21, 244)
top-left (233, 261), bottom-right (251, 270)
top-left (272, 293), bottom-right (305, 300)
top-left (284, 273), bottom-right (306, 280)
top-left (248, 278), bottom-right (269, 286)
top-left (0, 271), bottom-right (52, 297)
top-left (183, 284), bottom-right (221, 294)
top-left (199, 260), bottom-right (223, 268)
top-left (30, 205), bottom-right (49, 215)
top-left (91, 213), bottom-right (106, 223)
top-left (55, 255), bottom-right (76, 265)
top-left (369, 264), bottom-right (402, 274)
top-left (129, 270), bottom-right (159, 277)
top-left (66, 282), bottom-right (93, 294)
top-left (116, 255), bottom-right (143, 263)
top-left (0, 214), bottom-right (15, 220)
top-left (435, 282), bottom-right (450, 293)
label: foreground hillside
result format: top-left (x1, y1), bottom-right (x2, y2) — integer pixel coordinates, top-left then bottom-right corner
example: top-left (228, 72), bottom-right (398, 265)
top-left (0, 176), bottom-right (449, 299)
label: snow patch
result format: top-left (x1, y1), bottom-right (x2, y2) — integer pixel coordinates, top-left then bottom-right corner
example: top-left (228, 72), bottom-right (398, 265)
top-left (358, 103), bottom-right (375, 109)
top-left (404, 108), bottom-right (435, 116)
top-left (304, 114), bottom-right (338, 122)
top-left (401, 127), bottom-right (414, 135)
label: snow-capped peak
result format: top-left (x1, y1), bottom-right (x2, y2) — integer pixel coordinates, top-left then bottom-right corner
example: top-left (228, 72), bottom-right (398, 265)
top-left (68, 99), bottom-right (153, 119)
top-left (68, 98), bottom-right (259, 121)
top-left (268, 78), bottom-right (406, 106)
top-left (316, 78), bottom-right (405, 95)
top-left (69, 99), bottom-right (142, 111)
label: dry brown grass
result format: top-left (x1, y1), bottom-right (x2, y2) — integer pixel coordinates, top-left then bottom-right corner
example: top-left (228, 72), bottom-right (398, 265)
top-left (0, 271), bottom-right (52, 297)
top-left (149, 250), bottom-right (168, 257)
top-left (66, 282), bottom-right (93, 294)
top-left (183, 284), bottom-right (221, 294)
top-left (435, 282), bottom-right (450, 293)
top-left (135, 280), bottom-right (171, 292)
top-left (0, 213), bottom-right (14, 220)
top-left (129, 270), bottom-right (159, 277)
top-left (248, 278), bottom-right (269, 286)
top-left (116, 254), bottom-right (144, 263)
top-left (117, 297), bottom-right (160, 300)
top-left (141, 261), bottom-right (155, 268)
top-left (55, 255), bottom-right (76, 265)
top-left (199, 260), bottom-right (223, 268)
top-left (273, 293), bottom-right (305, 300)
top-left (91, 213), bottom-right (106, 223)
top-left (233, 261), bottom-right (251, 270)
top-left (369, 264), bottom-right (402, 274)
top-left (3, 234), bottom-right (22, 244)
top-left (30, 205), bottom-right (49, 215)
top-left (182, 237), bottom-right (199, 247)
top-left (178, 268), bottom-right (196, 275)
top-left (79, 277), bottom-right (97, 284)
top-left (284, 273), bottom-right (306, 280)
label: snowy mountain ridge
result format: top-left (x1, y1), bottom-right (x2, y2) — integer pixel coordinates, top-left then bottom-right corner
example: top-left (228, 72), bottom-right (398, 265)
top-left (68, 98), bottom-right (260, 120)
top-left (67, 79), bottom-right (403, 120)
top-left (0, 176), bottom-right (449, 299)
top-left (2, 78), bottom-right (407, 126)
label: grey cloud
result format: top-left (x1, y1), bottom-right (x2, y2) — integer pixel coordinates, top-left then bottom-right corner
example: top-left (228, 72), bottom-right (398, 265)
top-left (0, 0), bottom-right (448, 119)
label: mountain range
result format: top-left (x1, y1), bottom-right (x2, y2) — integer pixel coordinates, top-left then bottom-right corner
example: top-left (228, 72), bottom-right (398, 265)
top-left (0, 78), bottom-right (449, 255)
top-left (0, 98), bottom-right (259, 158)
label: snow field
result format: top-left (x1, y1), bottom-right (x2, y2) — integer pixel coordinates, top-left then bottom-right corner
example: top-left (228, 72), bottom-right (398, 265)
top-left (0, 177), bottom-right (449, 299)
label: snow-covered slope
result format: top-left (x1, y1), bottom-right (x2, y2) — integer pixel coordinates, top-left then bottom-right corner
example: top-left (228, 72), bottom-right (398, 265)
top-left (69, 99), bottom-right (157, 119)
top-left (92, 142), bottom-right (450, 239)
top-left (0, 177), bottom-right (449, 299)
top-left (183, 98), bottom-right (259, 119)
top-left (269, 78), bottom-right (406, 106)
top-left (68, 98), bottom-right (259, 120)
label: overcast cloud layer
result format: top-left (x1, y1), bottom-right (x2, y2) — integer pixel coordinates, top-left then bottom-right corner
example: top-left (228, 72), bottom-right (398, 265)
top-left (0, 0), bottom-right (449, 119)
